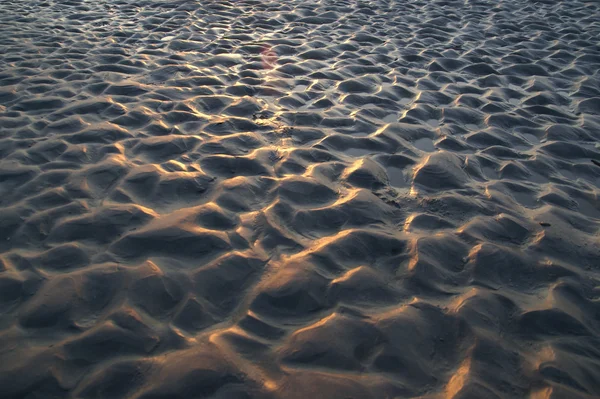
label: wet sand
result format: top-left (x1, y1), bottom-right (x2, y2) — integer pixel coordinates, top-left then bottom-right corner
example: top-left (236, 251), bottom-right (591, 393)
top-left (1, 0), bottom-right (600, 398)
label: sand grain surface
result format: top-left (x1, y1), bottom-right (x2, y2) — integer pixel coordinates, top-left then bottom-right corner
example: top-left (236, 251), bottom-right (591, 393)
top-left (1, 0), bottom-right (600, 398)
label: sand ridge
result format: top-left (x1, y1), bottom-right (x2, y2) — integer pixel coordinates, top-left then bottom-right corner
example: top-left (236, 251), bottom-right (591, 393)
top-left (1, 0), bottom-right (600, 398)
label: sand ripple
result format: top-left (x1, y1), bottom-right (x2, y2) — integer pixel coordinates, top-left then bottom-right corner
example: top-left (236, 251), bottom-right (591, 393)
top-left (1, 0), bottom-right (600, 398)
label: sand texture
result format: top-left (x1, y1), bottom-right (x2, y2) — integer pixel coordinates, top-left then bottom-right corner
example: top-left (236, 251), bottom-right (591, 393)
top-left (1, 0), bottom-right (600, 398)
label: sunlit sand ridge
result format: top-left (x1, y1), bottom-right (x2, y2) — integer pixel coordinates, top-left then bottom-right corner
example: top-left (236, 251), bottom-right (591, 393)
top-left (1, 0), bottom-right (600, 398)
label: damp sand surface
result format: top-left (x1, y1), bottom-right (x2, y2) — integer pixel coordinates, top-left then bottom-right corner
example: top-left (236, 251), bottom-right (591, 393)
top-left (1, 1), bottom-right (600, 398)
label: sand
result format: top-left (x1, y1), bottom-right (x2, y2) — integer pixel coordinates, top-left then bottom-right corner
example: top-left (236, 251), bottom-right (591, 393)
top-left (0, 0), bottom-right (599, 398)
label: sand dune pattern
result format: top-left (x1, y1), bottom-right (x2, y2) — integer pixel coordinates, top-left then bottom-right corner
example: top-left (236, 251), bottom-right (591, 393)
top-left (1, 0), bottom-right (600, 398)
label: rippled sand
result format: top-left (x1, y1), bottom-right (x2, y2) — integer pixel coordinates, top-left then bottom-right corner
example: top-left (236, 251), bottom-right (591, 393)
top-left (1, 0), bottom-right (600, 398)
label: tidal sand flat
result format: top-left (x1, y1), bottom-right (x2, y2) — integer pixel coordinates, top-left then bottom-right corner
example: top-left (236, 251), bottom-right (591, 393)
top-left (1, 0), bottom-right (600, 398)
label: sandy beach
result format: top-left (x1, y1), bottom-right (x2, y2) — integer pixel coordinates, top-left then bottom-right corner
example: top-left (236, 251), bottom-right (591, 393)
top-left (1, 0), bottom-right (600, 398)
